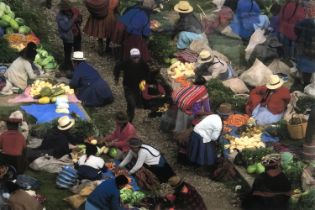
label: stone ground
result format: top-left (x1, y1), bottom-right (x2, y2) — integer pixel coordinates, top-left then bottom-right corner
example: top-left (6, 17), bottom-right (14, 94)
top-left (43, 1), bottom-right (241, 209)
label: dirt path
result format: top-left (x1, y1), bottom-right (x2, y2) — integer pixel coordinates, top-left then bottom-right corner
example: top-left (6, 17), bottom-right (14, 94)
top-left (45, 2), bottom-right (241, 209)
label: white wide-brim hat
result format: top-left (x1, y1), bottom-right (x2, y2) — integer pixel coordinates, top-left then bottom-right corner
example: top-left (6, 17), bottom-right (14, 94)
top-left (266, 75), bottom-right (284, 90)
top-left (72, 51), bottom-right (86, 61)
top-left (197, 49), bottom-right (214, 64)
top-left (174, 1), bottom-right (193, 13)
top-left (57, 116), bottom-right (75, 130)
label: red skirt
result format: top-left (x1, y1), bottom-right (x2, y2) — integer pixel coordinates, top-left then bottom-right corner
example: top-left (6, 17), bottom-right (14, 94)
top-left (110, 21), bottom-right (126, 47)
top-left (83, 12), bottom-right (117, 39)
top-left (123, 34), bottom-right (151, 62)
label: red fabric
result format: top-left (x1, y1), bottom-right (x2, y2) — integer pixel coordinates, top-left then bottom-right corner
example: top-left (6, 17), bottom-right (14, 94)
top-left (246, 86), bottom-right (291, 115)
top-left (142, 84), bottom-right (165, 100)
top-left (104, 122), bottom-right (136, 152)
top-left (0, 131), bottom-right (26, 156)
top-left (123, 33), bottom-right (151, 62)
top-left (279, 2), bottom-right (305, 41)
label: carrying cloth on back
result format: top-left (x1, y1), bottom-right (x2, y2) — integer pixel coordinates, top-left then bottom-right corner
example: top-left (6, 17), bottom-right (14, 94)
top-left (84, 0), bottom-right (109, 19)
top-left (172, 85), bottom-right (208, 115)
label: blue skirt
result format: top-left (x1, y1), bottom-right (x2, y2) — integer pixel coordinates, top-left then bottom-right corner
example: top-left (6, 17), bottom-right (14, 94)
top-left (188, 131), bottom-right (217, 166)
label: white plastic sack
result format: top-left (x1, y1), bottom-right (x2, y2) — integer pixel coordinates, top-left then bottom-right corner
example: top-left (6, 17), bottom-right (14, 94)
top-left (245, 29), bottom-right (266, 61)
top-left (29, 155), bottom-right (72, 174)
top-left (212, 0), bottom-right (225, 11)
top-left (240, 59), bottom-right (273, 87)
top-left (304, 82), bottom-right (315, 98)
top-left (223, 78), bottom-right (249, 93)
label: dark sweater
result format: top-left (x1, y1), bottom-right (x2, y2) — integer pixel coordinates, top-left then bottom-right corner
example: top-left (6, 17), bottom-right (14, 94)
top-left (114, 59), bottom-right (149, 91)
top-left (87, 178), bottom-right (124, 210)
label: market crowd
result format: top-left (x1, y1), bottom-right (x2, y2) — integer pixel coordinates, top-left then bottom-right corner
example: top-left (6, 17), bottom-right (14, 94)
top-left (1, 0), bottom-right (315, 210)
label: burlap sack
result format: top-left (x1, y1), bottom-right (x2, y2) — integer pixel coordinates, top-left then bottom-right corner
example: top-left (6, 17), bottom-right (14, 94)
top-left (245, 29), bottom-right (266, 61)
top-left (268, 59), bottom-right (297, 77)
top-left (240, 59), bottom-right (273, 87)
top-left (223, 78), bottom-right (249, 93)
top-left (64, 195), bottom-right (86, 209)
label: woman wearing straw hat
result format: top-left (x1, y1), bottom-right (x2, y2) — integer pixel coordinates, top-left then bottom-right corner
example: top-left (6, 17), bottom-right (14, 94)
top-left (167, 176), bottom-right (207, 210)
top-left (173, 1), bottom-right (206, 49)
top-left (119, 138), bottom-right (175, 183)
top-left (27, 116), bottom-right (78, 161)
top-left (196, 49), bottom-right (234, 81)
top-left (294, 0), bottom-right (315, 87)
top-left (246, 75), bottom-right (291, 125)
top-left (70, 51), bottom-right (113, 107)
top-left (242, 154), bottom-right (291, 210)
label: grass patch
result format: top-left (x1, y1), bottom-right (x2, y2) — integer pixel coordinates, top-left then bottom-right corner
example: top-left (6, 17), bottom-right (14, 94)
top-left (25, 170), bottom-right (72, 210)
top-left (85, 107), bottom-right (114, 136)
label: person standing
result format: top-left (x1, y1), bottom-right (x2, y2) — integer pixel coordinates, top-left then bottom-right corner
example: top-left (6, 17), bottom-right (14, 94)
top-left (114, 48), bottom-right (150, 122)
top-left (85, 175), bottom-right (128, 210)
top-left (84, 0), bottom-right (120, 55)
top-left (294, 0), bottom-right (315, 87)
top-left (56, 0), bottom-right (82, 72)
top-left (0, 118), bottom-right (26, 174)
top-left (70, 51), bottom-right (113, 107)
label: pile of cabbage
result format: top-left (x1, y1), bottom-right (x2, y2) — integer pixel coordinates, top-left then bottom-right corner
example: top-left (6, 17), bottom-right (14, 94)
top-left (120, 189), bottom-right (146, 205)
top-left (35, 46), bottom-right (58, 71)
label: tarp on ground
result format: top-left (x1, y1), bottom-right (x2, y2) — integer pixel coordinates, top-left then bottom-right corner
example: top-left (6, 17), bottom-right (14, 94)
top-left (21, 103), bottom-right (87, 124)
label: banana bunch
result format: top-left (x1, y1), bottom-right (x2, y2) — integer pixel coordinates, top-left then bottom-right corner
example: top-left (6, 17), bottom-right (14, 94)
top-left (30, 80), bottom-right (53, 97)
top-left (139, 80), bottom-right (146, 91)
top-left (53, 83), bottom-right (74, 95)
top-left (167, 60), bottom-right (195, 79)
top-left (225, 133), bottom-right (265, 151)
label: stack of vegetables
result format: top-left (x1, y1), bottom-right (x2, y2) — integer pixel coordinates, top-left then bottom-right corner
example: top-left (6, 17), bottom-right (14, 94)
top-left (35, 46), bottom-right (58, 71)
top-left (30, 80), bottom-right (74, 104)
top-left (120, 188), bottom-right (146, 206)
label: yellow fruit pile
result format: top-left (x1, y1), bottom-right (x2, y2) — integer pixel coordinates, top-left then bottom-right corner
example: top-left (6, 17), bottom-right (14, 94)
top-left (167, 60), bottom-right (195, 79)
top-left (225, 133), bottom-right (265, 151)
top-left (30, 80), bottom-right (74, 97)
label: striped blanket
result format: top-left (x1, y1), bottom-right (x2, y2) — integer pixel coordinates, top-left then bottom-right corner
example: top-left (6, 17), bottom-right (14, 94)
top-left (172, 85), bottom-right (208, 114)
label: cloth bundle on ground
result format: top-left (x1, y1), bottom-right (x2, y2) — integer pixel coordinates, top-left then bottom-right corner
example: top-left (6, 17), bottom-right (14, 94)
top-left (245, 29), bottom-right (266, 61)
top-left (172, 85), bottom-right (208, 114)
top-left (159, 105), bottom-right (177, 132)
top-left (304, 80), bottom-right (315, 98)
top-left (29, 155), bottom-right (73, 174)
top-left (268, 59), bottom-right (297, 78)
top-left (16, 175), bottom-right (40, 190)
top-left (134, 167), bottom-right (160, 191)
top-left (84, 0), bottom-right (109, 18)
top-left (240, 59), bottom-right (273, 87)
top-left (283, 91), bottom-right (306, 122)
top-left (223, 78), bottom-right (249, 94)
top-left (56, 166), bottom-right (78, 189)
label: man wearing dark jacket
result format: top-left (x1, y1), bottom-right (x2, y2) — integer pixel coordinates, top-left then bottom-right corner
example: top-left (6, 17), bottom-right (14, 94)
top-left (114, 48), bottom-right (150, 122)
top-left (85, 175), bottom-right (128, 210)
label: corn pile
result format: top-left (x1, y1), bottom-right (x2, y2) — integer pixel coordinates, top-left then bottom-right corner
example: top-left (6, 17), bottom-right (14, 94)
top-left (167, 60), bottom-right (195, 79)
top-left (30, 80), bottom-right (74, 97)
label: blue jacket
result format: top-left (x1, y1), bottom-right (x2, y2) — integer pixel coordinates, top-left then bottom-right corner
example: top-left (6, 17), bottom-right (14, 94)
top-left (56, 11), bottom-right (74, 43)
top-left (87, 179), bottom-right (124, 210)
top-left (70, 62), bottom-right (113, 107)
top-left (119, 6), bottom-right (151, 37)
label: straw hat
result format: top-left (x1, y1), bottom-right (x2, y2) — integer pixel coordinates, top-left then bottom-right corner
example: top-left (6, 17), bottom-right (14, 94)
top-left (72, 51), bottom-right (86, 61)
top-left (174, 1), bottom-right (193, 13)
top-left (57, 116), bottom-right (75, 130)
top-left (168, 176), bottom-right (184, 188)
top-left (266, 75), bottom-right (284, 90)
top-left (197, 49), bottom-right (214, 64)
top-left (217, 103), bottom-right (233, 116)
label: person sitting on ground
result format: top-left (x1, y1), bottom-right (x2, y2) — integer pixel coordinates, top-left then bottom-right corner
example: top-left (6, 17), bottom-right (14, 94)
top-left (27, 116), bottom-right (79, 161)
top-left (56, 0), bottom-right (82, 72)
top-left (4, 42), bottom-right (42, 91)
top-left (9, 110), bottom-right (29, 140)
top-left (119, 138), bottom-right (175, 183)
top-left (3, 181), bottom-right (44, 210)
top-left (85, 175), bottom-right (128, 210)
top-left (114, 48), bottom-right (150, 122)
top-left (196, 49), bottom-right (234, 81)
top-left (142, 70), bottom-right (168, 118)
top-left (70, 51), bottom-right (113, 107)
top-left (173, 1), bottom-right (206, 49)
top-left (187, 113), bottom-right (223, 167)
top-left (242, 154), bottom-right (291, 210)
top-left (77, 142), bottom-right (105, 180)
top-left (0, 118), bottom-right (26, 174)
top-left (103, 111), bottom-right (137, 157)
top-left (246, 75), bottom-right (291, 125)
top-left (166, 176), bottom-right (207, 210)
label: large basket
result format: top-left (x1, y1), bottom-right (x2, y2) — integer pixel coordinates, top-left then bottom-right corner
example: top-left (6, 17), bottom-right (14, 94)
top-left (287, 115), bottom-right (308, 140)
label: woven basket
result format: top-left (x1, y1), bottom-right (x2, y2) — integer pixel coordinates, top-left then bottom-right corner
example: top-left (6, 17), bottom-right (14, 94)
top-left (287, 115), bottom-right (308, 140)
